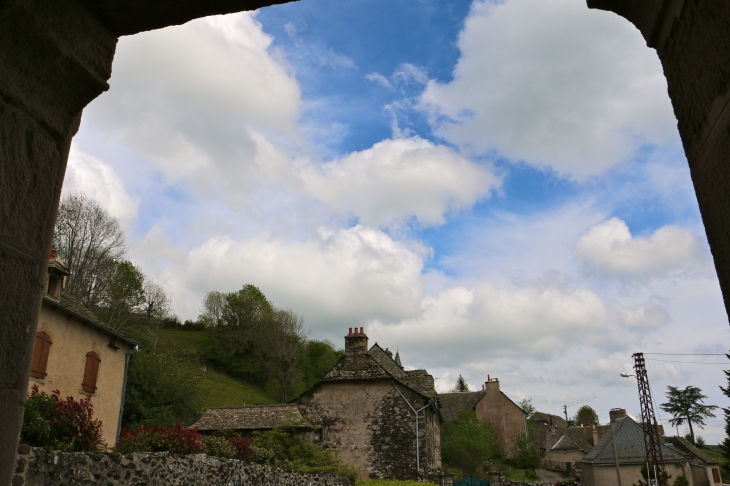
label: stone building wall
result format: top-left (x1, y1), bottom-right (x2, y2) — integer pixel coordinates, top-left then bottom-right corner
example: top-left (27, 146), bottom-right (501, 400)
top-left (13, 445), bottom-right (349, 486)
top-left (297, 379), bottom-right (440, 480)
top-left (474, 380), bottom-right (526, 455)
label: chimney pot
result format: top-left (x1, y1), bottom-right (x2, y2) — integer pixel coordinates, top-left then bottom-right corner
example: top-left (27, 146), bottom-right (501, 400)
top-left (349, 327), bottom-right (352, 334)
top-left (50, 248), bottom-right (57, 260)
top-left (488, 374), bottom-right (490, 382)
top-left (360, 327), bottom-right (364, 334)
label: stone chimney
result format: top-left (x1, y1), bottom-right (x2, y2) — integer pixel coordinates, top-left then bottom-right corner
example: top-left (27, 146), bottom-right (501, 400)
top-left (609, 408), bottom-right (627, 423)
top-left (46, 247), bottom-right (69, 301)
top-left (384, 348), bottom-right (393, 359)
top-left (592, 426), bottom-right (599, 446)
top-left (484, 376), bottom-right (500, 401)
top-left (345, 327), bottom-right (368, 355)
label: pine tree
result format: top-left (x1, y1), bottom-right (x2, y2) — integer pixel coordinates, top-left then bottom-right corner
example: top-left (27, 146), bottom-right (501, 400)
top-left (453, 374), bottom-right (470, 392)
top-left (719, 351), bottom-right (730, 478)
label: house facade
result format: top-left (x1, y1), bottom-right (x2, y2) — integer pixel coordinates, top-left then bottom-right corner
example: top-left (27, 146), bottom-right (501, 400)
top-left (27, 251), bottom-right (138, 446)
top-left (666, 437), bottom-right (723, 486)
top-left (439, 377), bottom-right (527, 453)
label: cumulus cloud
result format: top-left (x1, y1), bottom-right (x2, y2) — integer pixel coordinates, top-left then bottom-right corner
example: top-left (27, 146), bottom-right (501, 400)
top-left (299, 137), bottom-right (499, 227)
top-left (156, 225), bottom-right (426, 329)
top-left (85, 12), bottom-right (301, 191)
top-left (573, 218), bottom-right (710, 279)
top-left (63, 150), bottom-right (139, 227)
top-left (420, 0), bottom-right (677, 178)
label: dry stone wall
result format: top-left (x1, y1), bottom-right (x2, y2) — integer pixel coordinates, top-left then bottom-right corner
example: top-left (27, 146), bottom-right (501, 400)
top-left (13, 445), bottom-right (349, 486)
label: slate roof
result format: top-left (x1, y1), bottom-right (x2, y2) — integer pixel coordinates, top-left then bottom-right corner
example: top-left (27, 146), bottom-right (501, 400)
top-left (43, 291), bottom-right (139, 348)
top-left (191, 404), bottom-right (312, 431)
top-left (531, 412), bottom-right (568, 429)
top-left (582, 417), bottom-right (688, 466)
top-left (551, 435), bottom-right (586, 452)
top-left (438, 391), bottom-right (486, 422)
top-left (666, 436), bottom-right (719, 465)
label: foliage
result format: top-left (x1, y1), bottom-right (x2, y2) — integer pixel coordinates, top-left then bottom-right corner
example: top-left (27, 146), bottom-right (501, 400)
top-left (672, 475), bottom-right (689, 486)
top-left (660, 385), bottom-right (718, 442)
top-left (122, 345), bottom-right (205, 428)
top-left (720, 352), bottom-right (730, 478)
top-left (21, 385), bottom-right (105, 452)
top-left (202, 436), bottom-right (237, 458)
top-left (518, 398), bottom-right (536, 418)
top-left (115, 424), bottom-right (202, 454)
top-left (452, 374), bottom-right (470, 392)
top-left (250, 422), bottom-right (359, 482)
top-left (356, 481), bottom-right (423, 486)
top-left (230, 437), bottom-right (258, 461)
top-left (442, 410), bottom-right (504, 477)
top-left (508, 432), bottom-right (541, 470)
top-left (574, 405), bottom-right (599, 426)
top-left (632, 461), bottom-right (672, 486)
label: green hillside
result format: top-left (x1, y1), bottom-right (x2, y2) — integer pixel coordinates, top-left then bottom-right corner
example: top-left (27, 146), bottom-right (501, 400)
top-left (157, 328), bottom-right (276, 409)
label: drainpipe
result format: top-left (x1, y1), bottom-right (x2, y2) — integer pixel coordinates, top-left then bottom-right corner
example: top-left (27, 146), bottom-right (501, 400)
top-left (394, 384), bottom-right (431, 472)
top-left (116, 347), bottom-right (135, 441)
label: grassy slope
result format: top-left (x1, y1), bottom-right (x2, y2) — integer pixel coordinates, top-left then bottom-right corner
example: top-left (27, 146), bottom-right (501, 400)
top-left (157, 328), bottom-right (275, 409)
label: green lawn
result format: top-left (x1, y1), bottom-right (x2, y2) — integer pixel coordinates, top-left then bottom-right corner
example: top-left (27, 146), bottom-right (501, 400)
top-left (157, 328), bottom-right (276, 408)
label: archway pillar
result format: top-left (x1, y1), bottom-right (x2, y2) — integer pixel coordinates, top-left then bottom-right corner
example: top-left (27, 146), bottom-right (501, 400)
top-left (589, 0), bottom-right (730, 320)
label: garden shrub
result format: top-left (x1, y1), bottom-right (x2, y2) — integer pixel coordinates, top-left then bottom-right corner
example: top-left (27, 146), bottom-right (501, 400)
top-left (21, 385), bottom-right (105, 452)
top-left (115, 423), bottom-right (202, 454)
top-left (230, 437), bottom-right (258, 461)
top-left (202, 436), bottom-right (236, 459)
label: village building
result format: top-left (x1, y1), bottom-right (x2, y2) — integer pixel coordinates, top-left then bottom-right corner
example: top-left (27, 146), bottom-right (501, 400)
top-left (438, 377), bottom-right (527, 453)
top-left (581, 412), bottom-right (690, 486)
top-left (666, 436), bottom-right (723, 486)
top-left (192, 328), bottom-right (442, 481)
top-left (542, 435), bottom-right (588, 478)
top-left (28, 250), bottom-right (138, 446)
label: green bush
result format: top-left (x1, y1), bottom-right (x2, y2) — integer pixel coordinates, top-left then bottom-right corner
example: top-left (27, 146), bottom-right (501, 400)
top-left (442, 410), bottom-right (504, 477)
top-left (202, 436), bottom-right (237, 459)
top-left (250, 422), bottom-right (358, 482)
top-left (21, 385), bottom-right (105, 452)
top-left (509, 432), bottom-right (541, 470)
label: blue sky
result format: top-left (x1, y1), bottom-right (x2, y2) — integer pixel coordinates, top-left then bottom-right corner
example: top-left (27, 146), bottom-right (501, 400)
top-left (67, 0), bottom-right (729, 439)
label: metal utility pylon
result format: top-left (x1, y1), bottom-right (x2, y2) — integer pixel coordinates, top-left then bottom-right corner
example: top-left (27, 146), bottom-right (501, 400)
top-left (633, 352), bottom-right (667, 486)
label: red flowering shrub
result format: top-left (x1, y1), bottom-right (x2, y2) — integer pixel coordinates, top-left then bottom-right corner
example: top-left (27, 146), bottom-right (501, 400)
top-left (230, 437), bottom-right (258, 462)
top-left (21, 385), bottom-right (104, 451)
top-left (115, 423), bottom-right (202, 454)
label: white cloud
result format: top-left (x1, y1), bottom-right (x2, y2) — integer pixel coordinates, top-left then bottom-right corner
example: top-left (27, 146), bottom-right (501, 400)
top-left (299, 137), bottom-right (499, 227)
top-left (420, 0), bottom-right (677, 178)
top-left (573, 218), bottom-right (710, 279)
top-left (156, 225), bottom-right (426, 329)
top-left (63, 149), bottom-right (139, 227)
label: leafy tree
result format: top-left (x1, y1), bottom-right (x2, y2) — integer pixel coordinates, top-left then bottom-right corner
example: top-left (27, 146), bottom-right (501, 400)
top-left (519, 398), bottom-right (536, 419)
top-left (96, 260), bottom-right (146, 334)
top-left (452, 374), bottom-right (470, 392)
top-left (198, 290), bottom-right (227, 327)
top-left (299, 340), bottom-right (343, 391)
top-left (54, 192), bottom-right (126, 307)
top-left (122, 345), bottom-right (204, 428)
top-left (509, 431), bottom-right (541, 470)
top-left (574, 405), bottom-right (599, 426)
top-left (442, 410), bottom-right (504, 477)
top-left (266, 308), bottom-right (308, 401)
top-left (660, 386), bottom-right (717, 443)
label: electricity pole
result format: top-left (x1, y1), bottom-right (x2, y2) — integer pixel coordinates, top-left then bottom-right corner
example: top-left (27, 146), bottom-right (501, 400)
top-left (563, 405), bottom-right (568, 424)
top-left (633, 352), bottom-right (667, 486)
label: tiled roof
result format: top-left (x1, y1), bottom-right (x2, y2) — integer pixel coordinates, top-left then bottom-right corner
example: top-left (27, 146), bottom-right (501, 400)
top-left (191, 404), bottom-right (312, 431)
top-left (666, 436), bottom-right (719, 465)
top-left (43, 291), bottom-right (138, 348)
top-left (551, 435), bottom-right (586, 452)
top-left (405, 369), bottom-right (437, 399)
top-left (438, 391), bottom-right (486, 422)
top-left (582, 417), bottom-right (687, 465)
top-left (531, 412), bottom-right (568, 428)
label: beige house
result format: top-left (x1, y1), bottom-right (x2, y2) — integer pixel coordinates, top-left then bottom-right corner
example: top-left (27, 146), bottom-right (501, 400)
top-left (27, 251), bottom-right (138, 446)
top-left (439, 376), bottom-right (527, 453)
top-left (666, 437), bottom-right (723, 486)
top-left (543, 435), bottom-right (587, 477)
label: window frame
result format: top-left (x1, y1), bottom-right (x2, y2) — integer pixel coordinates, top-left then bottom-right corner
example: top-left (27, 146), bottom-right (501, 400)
top-left (81, 351), bottom-right (101, 394)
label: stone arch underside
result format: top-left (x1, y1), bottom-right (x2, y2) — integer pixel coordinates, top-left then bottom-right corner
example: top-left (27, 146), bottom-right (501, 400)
top-left (1, 0), bottom-right (729, 483)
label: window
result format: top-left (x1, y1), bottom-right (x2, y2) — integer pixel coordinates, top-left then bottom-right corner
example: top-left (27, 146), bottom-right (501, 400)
top-left (30, 331), bottom-right (52, 379)
top-left (81, 351), bottom-right (101, 394)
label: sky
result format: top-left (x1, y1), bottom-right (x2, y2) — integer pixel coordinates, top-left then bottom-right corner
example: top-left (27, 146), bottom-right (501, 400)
top-left (66, 0), bottom-right (730, 441)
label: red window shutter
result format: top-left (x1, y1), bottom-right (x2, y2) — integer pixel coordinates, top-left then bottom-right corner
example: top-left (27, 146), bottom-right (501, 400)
top-left (30, 332), bottom-right (52, 379)
top-left (713, 468), bottom-right (721, 483)
top-left (81, 351), bottom-right (100, 394)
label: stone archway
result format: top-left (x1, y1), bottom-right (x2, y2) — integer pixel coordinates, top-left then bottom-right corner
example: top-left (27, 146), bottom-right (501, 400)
top-left (1, 0), bottom-right (728, 483)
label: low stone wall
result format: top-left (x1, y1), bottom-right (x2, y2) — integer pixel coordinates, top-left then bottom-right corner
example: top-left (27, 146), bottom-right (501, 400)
top-left (13, 445), bottom-right (350, 486)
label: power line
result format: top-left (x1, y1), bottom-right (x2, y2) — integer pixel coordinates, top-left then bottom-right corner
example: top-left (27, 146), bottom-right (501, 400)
top-left (644, 353), bottom-right (727, 356)
top-left (647, 359), bottom-right (729, 365)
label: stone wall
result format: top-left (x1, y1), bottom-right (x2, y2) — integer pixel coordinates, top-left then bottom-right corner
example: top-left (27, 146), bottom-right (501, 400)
top-left (13, 445), bottom-right (350, 486)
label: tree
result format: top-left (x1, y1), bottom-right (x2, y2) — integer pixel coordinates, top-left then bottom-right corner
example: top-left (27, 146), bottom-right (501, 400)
top-left (509, 431), bottom-right (541, 470)
top-left (452, 374), bottom-right (470, 392)
top-left (198, 290), bottom-right (227, 327)
top-left (660, 386), bottom-right (717, 443)
top-left (54, 193), bottom-right (126, 307)
top-left (574, 405), bottom-right (599, 426)
top-left (519, 398), bottom-right (536, 419)
top-left (265, 308), bottom-right (308, 401)
top-left (719, 352), bottom-right (730, 477)
top-left (95, 260), bottom-right (146, 335)
top-left (442, 410), bottom-right (504, 477)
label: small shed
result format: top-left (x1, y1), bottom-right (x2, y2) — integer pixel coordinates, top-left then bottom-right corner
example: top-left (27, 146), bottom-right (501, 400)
top-left (191, 403), bottom-right (313, 434)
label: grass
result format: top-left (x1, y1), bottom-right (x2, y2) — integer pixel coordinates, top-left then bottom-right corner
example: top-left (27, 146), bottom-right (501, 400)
top-left (156, 328), bottom-right (276, 409)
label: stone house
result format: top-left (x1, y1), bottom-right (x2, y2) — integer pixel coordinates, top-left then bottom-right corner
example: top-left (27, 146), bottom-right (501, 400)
top-left (193, 328), bottom-right (442, 481)
top-left (581, 414), bottom-right (690, 486)
top-left (542, 435), bottom-right (587, 477)
top-left (439, 376), bottom-right (527, 454)
top-left (666, 437), bottom-right (723, 486)
top-left (28, 251), bottom-right (138, 446)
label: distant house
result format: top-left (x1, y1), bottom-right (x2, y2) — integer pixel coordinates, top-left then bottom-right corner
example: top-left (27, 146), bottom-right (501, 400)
top-left (193, 328), bottom-right (442, 481)
top-left (439, 376), bottom-right (527, 453)
top-left (28, 250), bottom-right (138, 446)
top-left (543, 435), bottom-right (587, 477)
top-left (581, 414), bottom-right (690, 486)
top-left (666, 436), bottom-right (723, 486)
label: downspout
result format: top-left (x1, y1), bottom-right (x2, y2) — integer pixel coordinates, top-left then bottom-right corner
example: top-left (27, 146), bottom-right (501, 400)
top-left (394, 384), bottom-right (431, 472)
top-left (116, 347), bottom-right (135, 441)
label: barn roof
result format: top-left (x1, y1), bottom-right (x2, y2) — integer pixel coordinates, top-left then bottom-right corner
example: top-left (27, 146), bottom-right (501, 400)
top-left (191, 404), bottom-right (312, 432)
